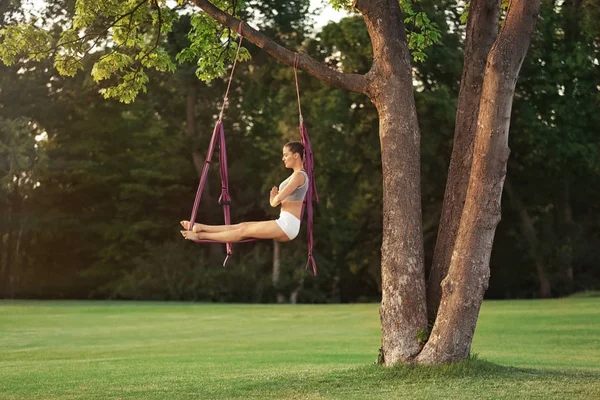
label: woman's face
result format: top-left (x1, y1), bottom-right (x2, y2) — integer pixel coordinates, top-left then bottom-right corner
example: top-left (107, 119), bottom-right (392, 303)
top-left (282, 146), bottom-right (298, 168)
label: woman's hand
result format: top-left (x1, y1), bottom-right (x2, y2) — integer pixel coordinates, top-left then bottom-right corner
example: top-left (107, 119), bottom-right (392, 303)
top-left (270, 186), bottom-right (279, 207)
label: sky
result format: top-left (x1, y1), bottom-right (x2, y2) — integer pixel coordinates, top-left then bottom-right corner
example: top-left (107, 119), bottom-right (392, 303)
top-left (310, 1), bottom-right (348, 29)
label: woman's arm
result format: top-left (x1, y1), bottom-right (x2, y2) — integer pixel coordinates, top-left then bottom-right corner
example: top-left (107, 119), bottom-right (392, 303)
top-left (270, 186), bottom-right (279, 207)
top-left (270, 172), bottom-right (305, 207)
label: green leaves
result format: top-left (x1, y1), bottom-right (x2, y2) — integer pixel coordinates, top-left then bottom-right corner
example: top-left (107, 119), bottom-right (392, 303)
top-left (176, 12), bottom-right (250, 81)
top-left (92, 52), bottom-right (134, 81)
top-left (0, 25), bottom-right (53, 65)
top-left (329, 0), bottom-right (354, 10)
top-left (0, 0), bottom-right (252, 103)
top-left (100, 71), bottom-right (150, 104)
top-left (400, 0), bottom-right (442, 62)
top-left (0, 0), bottom-right (178, 103)
top-left (90, 48), bottom-right (175, 103)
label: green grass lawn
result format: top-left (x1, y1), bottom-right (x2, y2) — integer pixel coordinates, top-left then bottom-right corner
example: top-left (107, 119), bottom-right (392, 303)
top-left (1, 298), bottom-right (599, 399)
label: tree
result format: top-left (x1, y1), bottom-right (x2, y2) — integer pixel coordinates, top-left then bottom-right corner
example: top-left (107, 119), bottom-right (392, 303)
top-left (0, 0), bottom-right (543, 365)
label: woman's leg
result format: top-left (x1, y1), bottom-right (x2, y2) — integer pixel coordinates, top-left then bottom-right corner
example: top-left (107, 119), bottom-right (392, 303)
top-left (181, 220), bottom-right (288, 243)
top-left (180, 220), bottom-right (243, 233)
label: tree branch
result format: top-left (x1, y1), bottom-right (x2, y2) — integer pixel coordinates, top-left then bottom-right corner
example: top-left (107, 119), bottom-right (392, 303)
top-left (189, 0), bottom-right (368, 94)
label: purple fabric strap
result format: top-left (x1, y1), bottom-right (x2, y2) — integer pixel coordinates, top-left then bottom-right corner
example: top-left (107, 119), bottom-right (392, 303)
top-left (294, 53), bottom-right (319, 276)
top-left (189, 118), bottom-right (317, 272)
top-left (188, 121), bottom-right (221, 238)
top-left (188, 121), bottom-right (257, 259)
top-left (299, 122), bottom-right (319, 275)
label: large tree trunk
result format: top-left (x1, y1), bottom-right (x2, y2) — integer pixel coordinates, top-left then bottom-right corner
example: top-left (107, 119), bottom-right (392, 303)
top-left (416, 0), bottom-right (542, 364)
top-left (362, 0), bottom-right (427, 365)
top-left (504, 179), bottom-right (551, 298)
top-left (427, 0), bottom-right (500, 323)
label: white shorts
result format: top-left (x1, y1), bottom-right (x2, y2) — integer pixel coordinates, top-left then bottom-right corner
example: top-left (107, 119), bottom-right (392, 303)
top-left (275, 211), bottom-right (301, 240)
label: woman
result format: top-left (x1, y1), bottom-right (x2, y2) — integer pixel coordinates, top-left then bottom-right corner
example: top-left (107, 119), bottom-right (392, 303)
top-left (180, 141), bottom-right (308, 243)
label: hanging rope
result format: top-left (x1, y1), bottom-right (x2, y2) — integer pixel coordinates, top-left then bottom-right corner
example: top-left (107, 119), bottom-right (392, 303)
top-left (293, 53), bottom-right (304, 123)
top-left (294, 53), bottom-right (319, 275)
top-left (219, 21), bottom-right (245, 122)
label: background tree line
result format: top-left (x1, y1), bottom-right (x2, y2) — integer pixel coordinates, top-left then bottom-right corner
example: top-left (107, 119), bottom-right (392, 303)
top-left (1, 0), bottom-right (598, 302)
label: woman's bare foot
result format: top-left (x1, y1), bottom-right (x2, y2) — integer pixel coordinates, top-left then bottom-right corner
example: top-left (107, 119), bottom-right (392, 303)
top-left (180, 220), bottom-right (202, 232)
top-left (181, 230), bottom-right (201, 240)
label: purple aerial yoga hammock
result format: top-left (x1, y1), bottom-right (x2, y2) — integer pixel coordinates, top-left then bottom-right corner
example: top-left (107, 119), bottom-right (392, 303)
top-left (294, 54), bottom-right (319, 275)
top-left (187, 22), bottom-right (319, 275)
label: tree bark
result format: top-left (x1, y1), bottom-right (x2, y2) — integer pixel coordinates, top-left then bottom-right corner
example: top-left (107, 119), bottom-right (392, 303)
top-left (427, 0), bottom-right (500, 324)
top-left (361, 0), bottom-right (427, 365)
top-left (504, 179), bottom-right (551, 298)
top-left (416, 0), bottom-right (542, 364)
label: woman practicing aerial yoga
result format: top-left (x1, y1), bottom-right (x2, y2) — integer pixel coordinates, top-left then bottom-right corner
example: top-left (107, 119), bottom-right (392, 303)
top-left (180, 141), bottom-right (308, 243)
top-left (179, 21), bottom-right (318, 274)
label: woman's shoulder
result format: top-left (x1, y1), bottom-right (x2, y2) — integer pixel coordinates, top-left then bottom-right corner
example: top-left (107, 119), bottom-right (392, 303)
top-left (293, 170), bottom-right (308, 185)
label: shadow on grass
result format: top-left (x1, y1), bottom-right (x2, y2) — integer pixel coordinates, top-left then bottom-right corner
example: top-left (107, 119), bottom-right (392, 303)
top-left (231, 357), bottom-right (600, 399)
top-left (378, 356), bottom-right (600, 380)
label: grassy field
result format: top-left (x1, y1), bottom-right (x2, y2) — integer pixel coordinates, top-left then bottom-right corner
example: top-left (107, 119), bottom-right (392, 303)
top-left (1, 298), bottom-right (599, 399)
